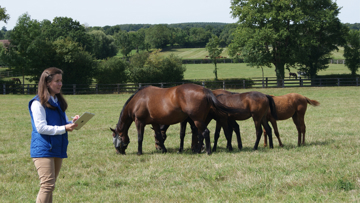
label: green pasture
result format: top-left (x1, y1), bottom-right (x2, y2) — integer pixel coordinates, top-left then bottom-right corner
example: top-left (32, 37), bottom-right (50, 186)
top-left (184, 63), bottom-right (352, 80)
top-left (115, 47), bottom-right (345, 60)
top-left (1, 86), bottom-right (359, 202)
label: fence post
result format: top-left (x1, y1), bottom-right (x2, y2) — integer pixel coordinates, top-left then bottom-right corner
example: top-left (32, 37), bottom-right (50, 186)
top-left (282, 79), bottom-right (284, 88)
top-left (117, 84), bottom-right (120, 94)
top-left (357, 77), bottom-right (359, 86)
top-left (337, 78), bottom-right (340, 86)
top-left (161, 83), bottom-right (163, 88)
top-left (139, 83), bottom-right (142, 88)
top-left (223, 81), bottom-right (225, 90)
top-left (27, 84), bottom-right (30, 94)
top-left (96, 84), bottom-right (99, 94)
top-left (299, 77), bottom-right (303, 87)
top-left (243, 80), bottom-right (245, 89)
top-left (73, 84), bottom-right (76, 95)
top-left (319, 78), bottom-right (322, 87)
top-left (266, 77), bottom-right (268, 88)
top-left (3, 84), bottom-right (5, 95)
top-left (202, 81), bottom-right (205, 87)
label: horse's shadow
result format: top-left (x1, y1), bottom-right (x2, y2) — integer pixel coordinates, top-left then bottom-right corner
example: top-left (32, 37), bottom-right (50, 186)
top-left (121, 139), bottom-right (334, 156)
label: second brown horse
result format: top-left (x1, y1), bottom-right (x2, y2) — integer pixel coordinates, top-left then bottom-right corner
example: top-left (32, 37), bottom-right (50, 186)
top-left (212, 90), bottom-right (277, 151)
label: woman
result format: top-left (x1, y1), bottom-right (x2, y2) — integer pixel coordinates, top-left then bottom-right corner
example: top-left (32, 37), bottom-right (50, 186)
top-left (28, 67), bottom-right (79, 203)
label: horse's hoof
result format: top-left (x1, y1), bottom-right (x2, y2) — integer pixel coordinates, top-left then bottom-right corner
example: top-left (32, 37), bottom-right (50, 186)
top-left (137, 152), bottom-right (143, 155)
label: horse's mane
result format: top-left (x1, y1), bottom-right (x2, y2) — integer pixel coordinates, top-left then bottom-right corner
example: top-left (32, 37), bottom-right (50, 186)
top-left (116, 86), bottom-right (150, 131)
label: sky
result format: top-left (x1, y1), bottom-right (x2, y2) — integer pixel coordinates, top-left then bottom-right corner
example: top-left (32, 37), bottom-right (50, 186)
top-left (1, 0), bottom-right (359, 30)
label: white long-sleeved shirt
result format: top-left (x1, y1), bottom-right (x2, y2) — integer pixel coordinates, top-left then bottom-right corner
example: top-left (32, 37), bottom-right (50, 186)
top-left (30, 96), bottom-right (70, 135)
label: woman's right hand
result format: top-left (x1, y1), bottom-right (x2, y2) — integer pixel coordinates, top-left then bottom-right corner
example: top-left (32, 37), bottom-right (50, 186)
top-left (65, 123), bottom-right (78, 132)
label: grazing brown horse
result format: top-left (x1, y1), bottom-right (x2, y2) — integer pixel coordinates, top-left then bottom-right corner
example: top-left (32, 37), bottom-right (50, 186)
top-left (263, 93), bottom-right (320, 147)
top-left (212, 89), bottom-right (277, 151)
top-left (110, 83), bottom-right (242, 155)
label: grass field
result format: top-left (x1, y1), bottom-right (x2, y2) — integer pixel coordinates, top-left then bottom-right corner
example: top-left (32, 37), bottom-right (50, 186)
top-left (184, 63), bottom-right (352, 80)
top-left (1, 86), bottom-right (359, 202)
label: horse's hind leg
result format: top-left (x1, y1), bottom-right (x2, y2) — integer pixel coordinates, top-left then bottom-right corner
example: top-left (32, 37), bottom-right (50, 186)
top-left (252, 118), bottom-right (264, 150)
top-left (270, 119), bottom-right (283, 147)
top-left (262, 118), bottom-right (273, 148)
top-left (292, 113), bottom-right (306, 146)
top-left (212, 121), bottom-right (222, 152)
top-left (135, 120), bottom-right (146, 155)
top-left (178, 120), bottom-right (188, 153)
top-left (189, 119), bottom-right (199, 152)
top-left (231, 120), bottom-right (242, 150)
top-left (152, 124), bottom-right (167, 153)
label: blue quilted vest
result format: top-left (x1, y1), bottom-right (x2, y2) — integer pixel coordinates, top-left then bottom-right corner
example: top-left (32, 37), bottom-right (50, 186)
top-left (29, 96), bottom-right (69, 158)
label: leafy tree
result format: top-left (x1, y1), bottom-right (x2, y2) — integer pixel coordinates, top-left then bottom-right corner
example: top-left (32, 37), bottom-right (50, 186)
top-left (344, 30), bottom-right (360, 76)
top-left (145, 25), bottom-right (171, 48)
top-left (114, 31), bottom-right (134, 59)
top-left (104, 25), bottom-right (121, 35)
top-left (94, 57), bottom-right (127, 84)
top-left (128, 50), bottom-right (185, 83)
top-left (130, 29), bottom-right (146, 53)
top-left (295, 0), bottom-right (348, 78)
top-left (188, 27), bottom-right (211, 47)
top-left (52, 38), bottom-right (95, 85)
top-left (206, 35), bottom-right (223, 80)
top-left (229, 0), bottom-right (347, 83)
top-left (88, 30), bottom-right (118, 59)
top-left (41, 17), bottom-right (93, 52)
top-left (0, 6), bottom-right (9, 23)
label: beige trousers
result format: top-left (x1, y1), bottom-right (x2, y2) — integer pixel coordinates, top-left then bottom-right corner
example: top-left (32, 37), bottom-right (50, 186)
top-left (33, 157), bottom-right (63, 203)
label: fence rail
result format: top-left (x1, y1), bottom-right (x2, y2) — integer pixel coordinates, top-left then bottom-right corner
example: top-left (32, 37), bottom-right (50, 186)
top-left (1, 77), bottom-right (359, 95)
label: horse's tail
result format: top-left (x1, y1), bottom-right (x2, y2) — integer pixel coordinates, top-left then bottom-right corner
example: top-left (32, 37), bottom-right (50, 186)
top-left (266, 95), bottom-right (278, 120)
top-left (203, 88), bottom-right (244, 116)
top-left (305, 97), bottom-right (320, 107)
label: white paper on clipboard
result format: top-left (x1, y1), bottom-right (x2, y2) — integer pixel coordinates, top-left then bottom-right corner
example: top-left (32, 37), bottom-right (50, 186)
top-left (73, 112), bottom-right (95, 130)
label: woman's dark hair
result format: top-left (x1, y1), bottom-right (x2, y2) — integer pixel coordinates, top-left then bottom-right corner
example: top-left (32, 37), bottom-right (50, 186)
top-left (37, 67), bottom-right (68, 111)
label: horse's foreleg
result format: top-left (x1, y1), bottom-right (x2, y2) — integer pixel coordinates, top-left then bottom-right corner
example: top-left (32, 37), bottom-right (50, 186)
top-left (152, 124), bottom-right (167, 153)
top-left (155, 125), bottom-right (169, 150)
top-left (136, 120), bottom-right (145, 155)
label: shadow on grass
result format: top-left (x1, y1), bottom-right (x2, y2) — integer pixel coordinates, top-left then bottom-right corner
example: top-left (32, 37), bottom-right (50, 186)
top-left (117, 139), bottom-right (335, 156)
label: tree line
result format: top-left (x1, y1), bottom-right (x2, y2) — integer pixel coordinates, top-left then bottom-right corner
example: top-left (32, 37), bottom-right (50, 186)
top-left (0, 2), bottom-right (359, 87)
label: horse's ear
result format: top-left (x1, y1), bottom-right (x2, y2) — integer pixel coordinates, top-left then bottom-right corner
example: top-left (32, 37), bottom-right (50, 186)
top-left (110, 127), bottom-right (116, 133)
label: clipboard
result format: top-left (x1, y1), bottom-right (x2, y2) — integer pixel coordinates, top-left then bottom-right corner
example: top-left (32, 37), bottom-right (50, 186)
top-left (74, 112), bottom-right (95, 130)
